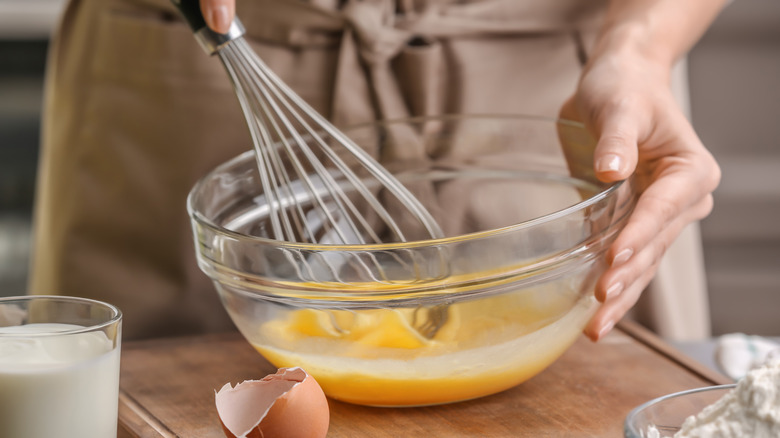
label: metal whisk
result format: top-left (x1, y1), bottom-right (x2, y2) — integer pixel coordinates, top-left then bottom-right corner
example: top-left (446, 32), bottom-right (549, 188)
top-left (174, 1), bottom-right (442, 245)
top-left (173, 1), bottom-right (449, 337)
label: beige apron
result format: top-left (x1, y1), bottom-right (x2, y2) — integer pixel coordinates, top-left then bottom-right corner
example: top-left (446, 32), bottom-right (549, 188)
top-left (30, 0), bottom-right (709, 340)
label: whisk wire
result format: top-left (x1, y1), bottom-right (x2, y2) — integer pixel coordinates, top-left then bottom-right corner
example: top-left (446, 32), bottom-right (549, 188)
top-left (222, 40), bottom-right (398, 283)
top-left (231, 39), bottom-right (444, 243)
top-left (220, 53), bottom-right (289, 240)
top-left (232, 41), bottom-right (401, 244)
top-left (232, 52), bottom-right (325, 242)
top-left (224, 41), bottom-right (371, 244)
top-left (223, 42), bottom-right (342, 243)
top-left (218, 37), bottom-right (448, 287)
top-left (248, 97), bottom-right (300, 240)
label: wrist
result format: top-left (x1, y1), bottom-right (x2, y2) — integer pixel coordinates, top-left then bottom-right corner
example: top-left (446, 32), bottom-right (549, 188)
top-left (588, 21), bottom-right (676, 77)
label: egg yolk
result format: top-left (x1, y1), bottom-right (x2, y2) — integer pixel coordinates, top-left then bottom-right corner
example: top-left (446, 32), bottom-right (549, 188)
top-left (250, 289), bottom-right (595, 406)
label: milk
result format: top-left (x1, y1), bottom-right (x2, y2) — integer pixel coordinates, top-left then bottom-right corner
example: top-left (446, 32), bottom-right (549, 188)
top-left (0, 323), bottom-right (121, 438)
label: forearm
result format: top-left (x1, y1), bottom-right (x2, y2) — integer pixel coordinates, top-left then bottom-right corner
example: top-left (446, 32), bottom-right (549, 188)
top-left (591, 0), bottom-right (729, 73)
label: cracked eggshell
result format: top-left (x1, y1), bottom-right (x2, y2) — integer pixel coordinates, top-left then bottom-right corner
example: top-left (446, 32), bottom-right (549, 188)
top-left (215, 367), bottom-right (329, 438)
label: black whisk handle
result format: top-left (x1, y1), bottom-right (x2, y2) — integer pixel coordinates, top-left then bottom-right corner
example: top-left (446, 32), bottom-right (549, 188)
top-left (170, 0), bottom-right (208, 32)
top-left (170, 0), bottom-right (245, 55)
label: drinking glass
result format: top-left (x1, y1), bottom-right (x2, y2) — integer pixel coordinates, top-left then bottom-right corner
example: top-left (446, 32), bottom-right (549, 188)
top-left (0, 295), bottom-right (122, 438)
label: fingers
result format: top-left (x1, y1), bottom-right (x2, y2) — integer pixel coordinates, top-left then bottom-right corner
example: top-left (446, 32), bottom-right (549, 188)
top-left (584, 266), bottom-right (658, 341)
top-left (607, 151), bottom-right (719, 268)
top-left (599, 195), bottom-right (712, 301)
top-left (585, 194), bottom-right (714, 341)
top-left (200, 0), bottom-right (235, 34)
top-left (584, 154), bottom-right (718, 341)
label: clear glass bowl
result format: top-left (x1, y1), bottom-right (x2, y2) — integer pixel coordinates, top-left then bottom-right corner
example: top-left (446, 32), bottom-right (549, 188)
top-left (624, 385), bottom-right (737, 437)
top-left (187, 114), bottom-right (635, 406)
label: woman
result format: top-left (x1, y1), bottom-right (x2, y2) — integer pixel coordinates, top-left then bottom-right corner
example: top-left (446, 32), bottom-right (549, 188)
top-left (30, 0), bottom-right (724, 341)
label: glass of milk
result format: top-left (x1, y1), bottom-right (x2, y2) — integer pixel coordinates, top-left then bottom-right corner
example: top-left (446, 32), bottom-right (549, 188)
top-left (0, 295), bottom-right (122, 438)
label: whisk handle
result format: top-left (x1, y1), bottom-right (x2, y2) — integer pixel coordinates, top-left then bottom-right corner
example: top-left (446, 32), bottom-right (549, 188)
top-left (171, 0), bottom-right (208, 31)
top-left (170, 0), bottom-right (245, 55)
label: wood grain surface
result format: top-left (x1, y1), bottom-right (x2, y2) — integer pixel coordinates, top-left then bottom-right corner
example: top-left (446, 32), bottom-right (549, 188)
top-left (118, 321), bottom-right (731, 438)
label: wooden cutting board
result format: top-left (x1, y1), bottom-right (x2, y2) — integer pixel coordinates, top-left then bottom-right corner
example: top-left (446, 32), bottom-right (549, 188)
top-left (117, 320), bottom-right (730, 437)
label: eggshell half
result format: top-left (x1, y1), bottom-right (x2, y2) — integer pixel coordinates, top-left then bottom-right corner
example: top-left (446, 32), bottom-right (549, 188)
top-left (215, 367), bottom-right (329, 438)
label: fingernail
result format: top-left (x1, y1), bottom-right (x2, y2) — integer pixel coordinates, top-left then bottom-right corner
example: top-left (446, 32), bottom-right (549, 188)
top-left (597, 320), bottom-right (615, 340)
top-left (207, 5), bottom-right (231, 34)
top-left (596, 154), bottom-right (622, 173)
top-left (605, 282), bottom-right (623, 300)
top-left (612, 248), bottom-right (633, 266)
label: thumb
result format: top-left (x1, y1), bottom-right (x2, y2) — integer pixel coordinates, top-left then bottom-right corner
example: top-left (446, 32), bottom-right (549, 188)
top-left (593, 112), bottom-right (639, 183)
top-left (201, 0), bottom-right (235, 34)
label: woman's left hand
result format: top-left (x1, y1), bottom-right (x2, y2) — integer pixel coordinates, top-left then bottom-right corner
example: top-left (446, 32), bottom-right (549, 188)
top-left (560, 48), bottom-right (721, 342)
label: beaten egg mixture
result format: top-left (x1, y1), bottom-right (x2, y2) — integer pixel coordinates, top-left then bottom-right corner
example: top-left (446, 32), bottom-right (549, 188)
top-left (246, 288), bottom-right (596, 406)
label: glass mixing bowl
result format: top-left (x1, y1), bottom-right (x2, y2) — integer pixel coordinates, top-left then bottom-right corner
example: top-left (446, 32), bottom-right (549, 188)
top-left (188, 114), bottom-right (635, 407)
top-left (624, 385), bottom-right (736, 437)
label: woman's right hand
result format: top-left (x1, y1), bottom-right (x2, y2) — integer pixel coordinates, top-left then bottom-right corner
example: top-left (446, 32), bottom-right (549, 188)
top-left (559, 49), bottom-right (720, 342)
top-left (200, 0), bottom-right (235, 34)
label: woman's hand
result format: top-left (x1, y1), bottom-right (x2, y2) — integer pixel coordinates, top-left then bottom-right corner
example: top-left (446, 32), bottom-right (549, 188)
top-left (200, 0), bottom-right (235, 34)
top-left (561, 46), bottom-right (721, 342)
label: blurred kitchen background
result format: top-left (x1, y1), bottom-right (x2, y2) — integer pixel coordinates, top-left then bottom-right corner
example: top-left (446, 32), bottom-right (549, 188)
top-left (1, 1), bottom-right (778, 340)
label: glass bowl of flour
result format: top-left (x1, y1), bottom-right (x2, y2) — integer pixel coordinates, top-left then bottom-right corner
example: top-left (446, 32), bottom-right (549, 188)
top-left (624, 385), bottom-right (735, 437)
top-left (625, 358), bottom-right (780, 438)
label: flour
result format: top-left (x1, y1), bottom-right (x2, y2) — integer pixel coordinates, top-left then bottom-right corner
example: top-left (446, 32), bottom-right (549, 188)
top-left (673, 359), bottom-right (780, 438)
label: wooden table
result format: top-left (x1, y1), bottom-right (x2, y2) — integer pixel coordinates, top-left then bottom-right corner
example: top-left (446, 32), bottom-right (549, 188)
top-left (118, 321), bottom-right (731, 437)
